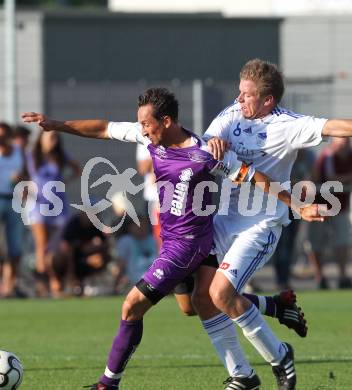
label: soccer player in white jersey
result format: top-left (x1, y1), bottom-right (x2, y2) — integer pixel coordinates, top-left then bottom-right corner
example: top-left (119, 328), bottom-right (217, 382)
top-left (196, 58), bottom-right (352, 390)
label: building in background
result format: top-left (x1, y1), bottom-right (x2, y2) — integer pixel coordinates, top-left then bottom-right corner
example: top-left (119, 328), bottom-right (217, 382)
top-left (109, 0), bottom-right (352, 16)
top-left (1, 7), bottom-right (352, 204)
top-left (0, 10), bottom-right (280, 205)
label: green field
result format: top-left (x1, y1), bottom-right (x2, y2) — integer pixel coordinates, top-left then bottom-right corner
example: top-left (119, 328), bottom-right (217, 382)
top-left (1, 290), bottom-right (352, 389)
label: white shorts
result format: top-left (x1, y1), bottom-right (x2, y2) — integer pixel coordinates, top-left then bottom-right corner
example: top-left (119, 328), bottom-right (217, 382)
top-left (215, 223), bottom-right (282, 293)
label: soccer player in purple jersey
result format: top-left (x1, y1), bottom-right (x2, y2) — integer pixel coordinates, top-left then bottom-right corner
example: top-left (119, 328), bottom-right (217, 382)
top-left (22, 88), bottom-right (324, 390)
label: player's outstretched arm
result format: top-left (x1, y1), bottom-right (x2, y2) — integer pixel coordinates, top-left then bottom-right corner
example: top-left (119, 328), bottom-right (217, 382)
top-left (322, 119), bottom-right (352, 137)
top-left (21, 112), bottom-right (109, 139)
top-left (252, 170), bottom-right (326, 222)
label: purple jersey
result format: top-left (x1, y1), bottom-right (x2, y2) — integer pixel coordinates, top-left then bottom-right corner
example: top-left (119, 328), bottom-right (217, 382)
top-left (107, 122), bottom-right (254, 241)
top-left (148, 133), bottom-right (219, 240)
top-left (107, 122), bottom-right (254, 295)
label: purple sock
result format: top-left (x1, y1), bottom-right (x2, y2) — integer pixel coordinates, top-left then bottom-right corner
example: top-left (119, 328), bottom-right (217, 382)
top-left (242, 293), bottom-right (276, 317)
top-left (100, 319), bottom-right (143, 387)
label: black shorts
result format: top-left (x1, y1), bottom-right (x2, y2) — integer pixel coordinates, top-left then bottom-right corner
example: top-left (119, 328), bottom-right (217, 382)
top-left (173, 275), bottom-right (195, 295)
top-left (173, 254), bottom-right (218, 295)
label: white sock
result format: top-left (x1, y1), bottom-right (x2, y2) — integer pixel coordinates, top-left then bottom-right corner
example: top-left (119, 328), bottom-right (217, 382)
top-left (233, 304), bottom-right (286, 364)
top-left (258, 296), bottom-right (267, 314)
top-left (202, 313), bottom-right (253, 377)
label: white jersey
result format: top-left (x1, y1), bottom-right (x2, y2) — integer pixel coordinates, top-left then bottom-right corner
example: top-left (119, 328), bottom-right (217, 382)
top-left (204, 101), bottom-right (328, 235)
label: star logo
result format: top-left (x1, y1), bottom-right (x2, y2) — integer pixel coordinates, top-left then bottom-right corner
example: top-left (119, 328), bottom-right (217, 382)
top-left (71, 157), bottom-right (144, 233)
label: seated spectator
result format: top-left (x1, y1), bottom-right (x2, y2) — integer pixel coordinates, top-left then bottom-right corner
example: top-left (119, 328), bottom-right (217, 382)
top-left (52, 210), bottom-right (112, 296)
top-left (114, 217), bottom-right (157, 292)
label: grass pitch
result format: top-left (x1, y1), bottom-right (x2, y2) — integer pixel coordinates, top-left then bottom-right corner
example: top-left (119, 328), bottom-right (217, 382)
top-left (1, 290), bottom-right (352, 389)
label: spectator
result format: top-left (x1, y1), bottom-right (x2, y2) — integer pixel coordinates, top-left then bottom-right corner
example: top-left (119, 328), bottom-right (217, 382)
top-left (26, 130), bottom-right (81, 296)
top-left (272, 149), bottom-right (316, 290)
top-left (12, 125), bottom-right (31, 150)
top-left (52, 210), bottom-right (112, 296)
top-left (11, 124), bottom-right (32, 270)
top-left (308, 137), bottom-right (352, 289)
top-left (0, 122), bottom-right (26, 297)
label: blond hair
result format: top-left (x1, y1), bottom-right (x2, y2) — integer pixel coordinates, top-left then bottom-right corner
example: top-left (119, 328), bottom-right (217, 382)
top-left (240, 59), bottom-right (284, 103)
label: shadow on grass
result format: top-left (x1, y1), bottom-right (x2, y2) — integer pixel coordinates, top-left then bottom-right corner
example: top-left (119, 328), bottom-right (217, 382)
top-left (24, 357), bottom-right (352, 372)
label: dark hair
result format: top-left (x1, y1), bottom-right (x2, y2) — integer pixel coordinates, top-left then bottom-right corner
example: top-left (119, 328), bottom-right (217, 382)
top-left (13, 125), bottom-right (31, 138)
top-left (138, 88), bottom-right (179, 122)
top-left (33, 131), bottom-right (66, 170)
top-left (240, 58), bottom-right (285, 103)
top-left (0, 122), bottom-right (13, 137)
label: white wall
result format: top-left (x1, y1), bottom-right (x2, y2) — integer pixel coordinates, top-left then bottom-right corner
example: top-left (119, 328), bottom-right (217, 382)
top-left (108, 0), bottom-right (275, 16)
top-left (108, 0), bottom-right (352, 16)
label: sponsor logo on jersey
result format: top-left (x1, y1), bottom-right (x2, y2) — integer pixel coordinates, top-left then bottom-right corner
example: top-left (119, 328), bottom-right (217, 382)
top-left (170, 168), bottom-right (193, 216)
top-left (153, 268), bottom-right (164, 280)
top-left (219, 262), bottom-right (230, 270)
top-left (146, 283), bottom-right (155, 292)
top-left (233, 142), bottom-right (255, 158)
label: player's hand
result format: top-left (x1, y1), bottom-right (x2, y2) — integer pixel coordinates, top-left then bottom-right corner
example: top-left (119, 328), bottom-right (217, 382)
top-left (21, 112), bottom-right (53, 131)
top-left (207, 137), bottom-right (229, 160)
top-left (299, 204), bottom-right (327, 222)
